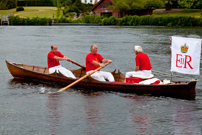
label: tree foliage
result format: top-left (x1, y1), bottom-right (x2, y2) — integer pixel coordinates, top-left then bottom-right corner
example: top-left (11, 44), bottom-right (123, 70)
top-left (178, 0), bottom-right (202, 9)
top-left (56, 0), bottom-right (62, 18)
top-left (52, 0), bottom-right (71, 6)
top-left (17, 0), bottom-right (53, 6)
top-left (178, 0), bottom-right (195, 9)
top-left (111, 0), bottom-right (145, 11)
top-left (111, 0), bottom-right (164, 11)
top-left (145, 0), bottom-right (164, 9)
top-left (195, 0), bottom-right (202, 8)
top-left (63, 0), bottom-right (93, 17)
top-left (0, 0), bottom-right (16, 10)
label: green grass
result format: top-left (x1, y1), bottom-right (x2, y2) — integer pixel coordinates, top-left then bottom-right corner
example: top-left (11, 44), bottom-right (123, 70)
top-left (0, 8), bottom-right (16, 16)
top-left (0, 6), bottom-right (63, 19)
top-left (153, 9), bottom-right (202, 18)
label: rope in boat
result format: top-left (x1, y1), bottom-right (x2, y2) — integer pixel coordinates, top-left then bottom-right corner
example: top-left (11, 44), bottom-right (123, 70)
top-left (152, 70), bottom-right (196, 80)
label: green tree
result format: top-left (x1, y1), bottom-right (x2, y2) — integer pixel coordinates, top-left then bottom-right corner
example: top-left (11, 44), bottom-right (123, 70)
top-left (53, 0), bottom-right (71, 6)
top-left (63, 0), bottom-right (93, 17)
top-left (0, 0), bottom-right (16, 9)
top-left (112, 0), bottom-right (145, 11)
top-left (56, 0), bottom-right (62, 18)
top-left (180, 0), bottom-right (202, 9)
top-left (178, 0), bottom-right (195, 9)
top-left (195, 0), bottom-right (202, 9)
top-left (145, 0), bottom-right (164, 9)
top-left (111, 0), bottom-right (164, 11)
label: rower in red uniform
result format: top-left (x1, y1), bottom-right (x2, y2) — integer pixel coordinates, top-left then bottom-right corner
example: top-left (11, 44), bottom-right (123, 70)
top-left (126, 46), bottom-right (152, 78)
top-left (86, 44), bottom-right (115, 82)
top-left (47, 44), bottom-right (76, 79)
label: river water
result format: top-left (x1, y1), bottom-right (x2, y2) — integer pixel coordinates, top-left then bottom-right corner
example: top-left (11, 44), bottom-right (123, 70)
top-left (0, 26), bottom-right (202, 135)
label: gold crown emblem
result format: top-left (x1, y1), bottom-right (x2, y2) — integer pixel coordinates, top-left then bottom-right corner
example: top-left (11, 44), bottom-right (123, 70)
top-left (181, 43), bottom-right (189, 53)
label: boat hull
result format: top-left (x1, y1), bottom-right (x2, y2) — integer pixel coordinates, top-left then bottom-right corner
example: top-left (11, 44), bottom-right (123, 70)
top-left (6, 61), bottom-right (197, 97)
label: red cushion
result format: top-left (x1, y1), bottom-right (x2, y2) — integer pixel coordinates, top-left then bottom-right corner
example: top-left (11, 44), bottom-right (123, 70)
top-left (152, 80), bottom-right (161, 85)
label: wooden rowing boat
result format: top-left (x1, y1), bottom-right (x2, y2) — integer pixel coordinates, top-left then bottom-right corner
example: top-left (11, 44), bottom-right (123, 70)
top-left (6, 60), bottom-right (197, 97)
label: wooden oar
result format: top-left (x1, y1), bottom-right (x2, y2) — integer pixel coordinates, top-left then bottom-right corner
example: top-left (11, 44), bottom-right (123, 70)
top-left (48, 62), bottom-right (110, 94)
top-left (69, 60), bottom-right (85, 69)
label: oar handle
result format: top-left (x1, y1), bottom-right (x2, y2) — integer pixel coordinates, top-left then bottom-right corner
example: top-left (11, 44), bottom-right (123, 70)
top-left (69, 60), bottom-right (85, 69)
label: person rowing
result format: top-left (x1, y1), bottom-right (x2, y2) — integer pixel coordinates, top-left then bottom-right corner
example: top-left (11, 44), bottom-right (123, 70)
top-left (47, 44), bottom-right (76, 79)
top-left (126, 45), bottom-right (152, 78)
top-left (85, 44), bottom-right (115, 82)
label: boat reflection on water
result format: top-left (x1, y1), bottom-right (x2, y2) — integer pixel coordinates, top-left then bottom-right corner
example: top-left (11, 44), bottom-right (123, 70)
top-left (82, 91), bottom-right (104, 135)
top-left (46, 94), bottom-right (63, 135)
top-left (8, 78), bottom-right (105, 134)
top-left (171, 101), bottom-right (201, 134)
top-left (8, 78), bottom-right (64, 134)
top-left (7, 78), bottom-right (199, 134)
top-left (125, 95), bottom-right (153, 134)
top-left (124, 94), bottom-right (201, 134)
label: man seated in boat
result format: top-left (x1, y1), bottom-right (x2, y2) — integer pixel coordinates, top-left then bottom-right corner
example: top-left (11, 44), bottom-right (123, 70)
top-left (47, 44), bottom-right (76, 79)
top-left (126, 46), bottom-right (152, 78)
top-left (85, 44), bottom-right (115, 82)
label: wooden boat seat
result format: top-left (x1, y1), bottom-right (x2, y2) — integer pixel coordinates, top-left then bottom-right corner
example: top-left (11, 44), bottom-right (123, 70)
top-left (19, 64), bottom-right (49, 74)
top-left (72, 68), bottom-right (86, 78)
top-left (44, 68), bottom-right (49, 74)
top-left (111, 69), bottom-right (125, 82)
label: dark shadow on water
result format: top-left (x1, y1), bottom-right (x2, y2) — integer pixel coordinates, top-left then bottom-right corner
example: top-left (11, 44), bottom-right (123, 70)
top-left (120, 92), bottom-right (196, 101)
top-left (72, 87), bottom-right (196, 100)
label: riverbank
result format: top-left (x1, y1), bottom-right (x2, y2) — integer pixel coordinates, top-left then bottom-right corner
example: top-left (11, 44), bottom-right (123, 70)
top-left (3, 15), bottom-right (202, 27)
top-left (1, 7), bottom-right (202, 26)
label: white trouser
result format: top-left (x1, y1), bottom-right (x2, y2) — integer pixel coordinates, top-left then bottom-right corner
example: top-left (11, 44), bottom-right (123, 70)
top-left (86, 70), bottom-right (115, 82)
top-left (125, 70), bottom-right (152, 78)
top-left (49, 65), bottom-right (76, 79)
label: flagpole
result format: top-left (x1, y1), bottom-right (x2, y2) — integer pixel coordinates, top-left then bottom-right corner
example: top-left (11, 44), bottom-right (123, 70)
top-left (171, 72), bottom-right (172, 81)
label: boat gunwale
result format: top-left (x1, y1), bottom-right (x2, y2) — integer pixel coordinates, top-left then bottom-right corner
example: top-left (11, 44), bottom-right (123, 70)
top-left (6, 60), bottom-right (196, 87)
top-left (6, 60), bottom-right (76, 80)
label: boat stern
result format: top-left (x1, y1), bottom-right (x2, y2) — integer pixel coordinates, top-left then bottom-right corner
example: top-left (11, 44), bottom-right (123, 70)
top-left (188, 79), bottom-right (197, 94)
